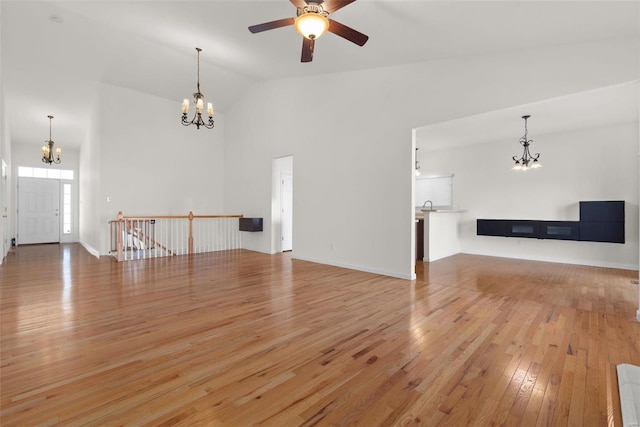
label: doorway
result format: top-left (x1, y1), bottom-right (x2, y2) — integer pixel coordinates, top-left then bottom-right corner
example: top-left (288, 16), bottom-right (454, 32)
top-left (271, 156), bottom-right (293, 253)
top-left (18, 177), bottom-right (60, 244)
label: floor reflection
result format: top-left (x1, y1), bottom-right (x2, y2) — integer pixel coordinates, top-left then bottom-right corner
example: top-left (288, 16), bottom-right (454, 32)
top-left (62, 244), bottom-right (72, 314)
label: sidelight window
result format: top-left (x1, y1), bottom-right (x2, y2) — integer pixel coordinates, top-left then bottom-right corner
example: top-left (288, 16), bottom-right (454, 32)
top-left (63, 184), bottom-right (71, 234)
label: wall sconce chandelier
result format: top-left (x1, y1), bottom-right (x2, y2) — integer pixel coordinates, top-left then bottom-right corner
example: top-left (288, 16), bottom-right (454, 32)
top-left (512, 115), bottom-right (541, 171)
top-left (181, 47), bottom-right (214, 129)
top-left (41, 115), bottom-right (61, 164)
top-left (415, 147), bottom-right (421, 176)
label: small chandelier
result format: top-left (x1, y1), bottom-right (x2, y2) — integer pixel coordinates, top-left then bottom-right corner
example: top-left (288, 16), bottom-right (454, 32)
top-left (41, 115), bottom-right (61, 164)
top-left (415, 147), bottom-right (421, 176)
top-left (294, 3), bottom-right (329, 40)
top-left (512, 115), bottom-right (541, 171)
top-left (181, 47), bottom-right (214, 129)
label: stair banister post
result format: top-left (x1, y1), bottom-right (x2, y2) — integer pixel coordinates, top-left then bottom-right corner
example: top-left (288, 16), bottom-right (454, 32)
top-left (116, 211), bottom-right (124, 262)
top-left (188, 211), bottom-right (194, 255)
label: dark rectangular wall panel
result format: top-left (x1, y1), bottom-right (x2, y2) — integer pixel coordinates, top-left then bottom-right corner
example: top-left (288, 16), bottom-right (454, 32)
top-left (239, 218), bottom-right (263, 232)
top-left (579, 222), bottom-right (624, 243)
top-left (539, 221), bottom-right (580, 240)
top-left (579, 201), bottom-right (625, 222)
top-left (505, 220), bottom-right (540, 238)
top-left (477, 219), bottom-right (506, 236)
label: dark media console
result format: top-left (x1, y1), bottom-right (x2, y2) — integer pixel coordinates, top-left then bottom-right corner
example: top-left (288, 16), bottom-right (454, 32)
top-left (239, 217), bottom-right (263, 232)
top-left (477, 201), bottom-right (624, 244)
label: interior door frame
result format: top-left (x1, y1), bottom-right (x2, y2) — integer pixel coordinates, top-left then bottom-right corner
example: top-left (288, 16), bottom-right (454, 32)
top-left (280, 171), bottom-right (293, 252)
top-left (271, 155), bottom-right (293, 254)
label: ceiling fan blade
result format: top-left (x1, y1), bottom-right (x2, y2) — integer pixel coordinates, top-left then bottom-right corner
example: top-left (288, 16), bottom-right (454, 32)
top-left (301, 37), bottom-right (315, 62)
top-left (249, 17), bottom-right (295, 34)
top-left (289, 0), bottom-right (308, 8)
top-left (328, 19), bottom-right (368, 46)
top-left (321, 0), bottom-right (356, 14)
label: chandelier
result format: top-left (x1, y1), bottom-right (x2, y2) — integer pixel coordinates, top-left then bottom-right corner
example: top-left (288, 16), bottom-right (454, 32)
top-left (512, 115), bottom-right (541, 171)
top-left (41, 115), bottom-right (61, 164)
top-left (181, 47), bottom-right (214, 129)
top-left (415, 147), bottom-right (421, 176)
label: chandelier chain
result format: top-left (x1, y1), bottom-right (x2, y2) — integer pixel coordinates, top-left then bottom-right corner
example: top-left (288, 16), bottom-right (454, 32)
top-left (196, 47), bottom-right (202, 94)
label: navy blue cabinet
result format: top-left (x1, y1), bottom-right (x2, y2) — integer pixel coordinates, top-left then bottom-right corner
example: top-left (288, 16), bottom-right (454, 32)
top-left (476, 219), bottom-right (506, 237)
top-left (477, 201), bottom-right (624, 244)
top-left (239, 218), bottom-right (263, 232)
top-left (579, 201), bottom-right (624, 243)
top-left (539, 221), bottom-right (580, 240)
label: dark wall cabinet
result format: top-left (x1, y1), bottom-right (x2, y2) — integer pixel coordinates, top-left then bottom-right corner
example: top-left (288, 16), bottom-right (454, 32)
top-left (579, 201), bottom-right (625, 243)
top-left (477, 201), bottom-right (624, 244)
top-left (476, 219), bottom-right (506, 237)
top-left (239, 218), bottom-right (263, 232)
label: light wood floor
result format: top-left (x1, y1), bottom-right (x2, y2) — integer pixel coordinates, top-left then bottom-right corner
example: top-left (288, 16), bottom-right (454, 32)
top-left (1, 244), bottom-right (639, 426)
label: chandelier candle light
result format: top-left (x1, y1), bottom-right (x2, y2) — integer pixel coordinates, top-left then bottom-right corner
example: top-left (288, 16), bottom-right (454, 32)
top-left (181, 47), bottom-right (214, 129)
top-left (512, 115), bottom-right (541, 171)
top-left (41, 115), bottom-right (61, 164)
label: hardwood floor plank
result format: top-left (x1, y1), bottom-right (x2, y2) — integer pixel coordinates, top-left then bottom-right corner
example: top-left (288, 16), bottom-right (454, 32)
top-left (1, 244), bottom-right (638, 425)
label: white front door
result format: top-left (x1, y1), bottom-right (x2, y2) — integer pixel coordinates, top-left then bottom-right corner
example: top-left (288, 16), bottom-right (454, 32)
top-left (281, 172), bottom-right (293, 252)
top-left (18, 177), bottom-right (60, 244)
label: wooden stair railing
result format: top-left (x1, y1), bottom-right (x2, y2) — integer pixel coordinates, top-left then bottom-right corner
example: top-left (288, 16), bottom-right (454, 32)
top-left (123, 218), bottom-right (175, 256)
top-left (111, 211), bottom-right (244, 262)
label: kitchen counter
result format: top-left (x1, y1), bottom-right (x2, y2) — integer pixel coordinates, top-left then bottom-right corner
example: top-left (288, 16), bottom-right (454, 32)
top-left (420, 209), bottom-right (462, 262)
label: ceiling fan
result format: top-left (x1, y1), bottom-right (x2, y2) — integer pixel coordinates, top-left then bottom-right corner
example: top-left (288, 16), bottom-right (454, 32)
top-left (248, 0), bottom-right (369, 63)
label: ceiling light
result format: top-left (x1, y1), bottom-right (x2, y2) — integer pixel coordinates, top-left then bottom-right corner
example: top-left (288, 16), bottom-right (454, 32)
top-left (512, 115), bottom-right (541, 171)
top-left (181, 47), bottom-right (214, 130)
top-left (41, 115), bottom-right (61, 165)
top-left (294, 4), bottom-right (329, 40)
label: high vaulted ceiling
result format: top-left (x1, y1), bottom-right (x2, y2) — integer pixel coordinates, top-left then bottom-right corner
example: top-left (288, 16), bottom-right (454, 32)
top-left (2, 1), bottom-right (638, 151)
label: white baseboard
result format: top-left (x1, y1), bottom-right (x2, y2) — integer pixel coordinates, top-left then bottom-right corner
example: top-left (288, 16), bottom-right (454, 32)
top-left (292, 254), bottom-right (414, 280)
top-left (79, 241), bottom-right (100, 259)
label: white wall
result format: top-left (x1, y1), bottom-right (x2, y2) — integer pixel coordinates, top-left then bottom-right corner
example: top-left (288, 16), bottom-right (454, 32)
top-left (0, 2), bottom-right (14, 261)
top-left (79, 97), bottom-right (101, 256)
top-left (92, 83), bottom-right (226, 255)
top-left (423, 121), bottom-right (639, 270)
top-left (225, 38), bottom-right (639, 279)
top-left (0, 76), bottom-right (14, 261)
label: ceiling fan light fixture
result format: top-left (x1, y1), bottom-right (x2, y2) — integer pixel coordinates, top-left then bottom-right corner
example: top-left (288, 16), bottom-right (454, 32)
top-left (294, 12), bottom-right (329, 40)
top-left (248, 0), bottom-right (367, 63)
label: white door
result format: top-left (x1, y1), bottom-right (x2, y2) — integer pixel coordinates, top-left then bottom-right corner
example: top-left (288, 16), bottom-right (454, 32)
top-left (18, 177), bottom-right (60, 244)
top-left (281, 172), bottom-right (293, 252)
